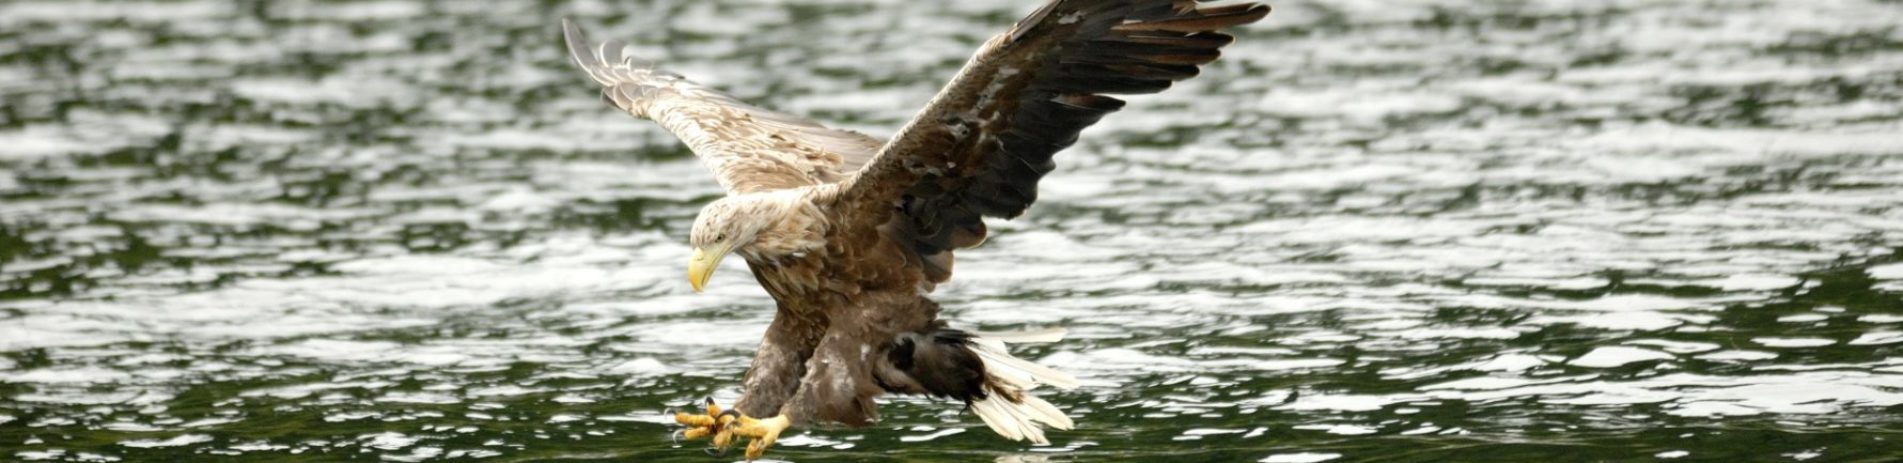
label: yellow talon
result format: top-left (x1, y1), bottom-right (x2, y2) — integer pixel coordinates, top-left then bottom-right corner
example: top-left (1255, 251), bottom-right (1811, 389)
top-left (711, 413), bottom-right (737, 450)
top-left (671, 398), bottom-right (727, 445)
top-left (668, 400), bottom-right (790, 460)
top-left (680, 427), bottom-right (710, 440)
top-left (731, 414), bottom-right (792, 461)
top-left (674, 411), bottom-right (715, 428)
top-left (674, 398), bottom-right (722, 427)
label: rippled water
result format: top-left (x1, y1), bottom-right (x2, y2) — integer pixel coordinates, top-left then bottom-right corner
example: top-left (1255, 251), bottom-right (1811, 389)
top-left (4, 0), bottom-right (1903, 461)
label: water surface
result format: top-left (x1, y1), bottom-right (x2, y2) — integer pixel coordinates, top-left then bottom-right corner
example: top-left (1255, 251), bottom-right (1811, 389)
top-left (3, 0), bottom-right (1902, 461)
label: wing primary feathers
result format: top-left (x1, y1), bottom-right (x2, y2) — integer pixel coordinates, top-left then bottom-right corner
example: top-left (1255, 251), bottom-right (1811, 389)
top-left (561, 19), bottom-right (675, 118)
top-left (840, 1), bottom-right (1270, 272)
top-left (1118, 2), bottom-right (1272, 32)
top-left (560, 18), bottom-right (889, 193)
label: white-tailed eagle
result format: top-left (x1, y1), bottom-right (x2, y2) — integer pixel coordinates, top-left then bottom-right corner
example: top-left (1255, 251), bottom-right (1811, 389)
top-left (561, 0), bottom-right (1269, 459)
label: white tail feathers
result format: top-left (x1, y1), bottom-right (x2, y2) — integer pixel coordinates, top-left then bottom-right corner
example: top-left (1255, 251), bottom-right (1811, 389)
top-left (967, 328), bottom-right (1079, 445)
top-left (972, 328), bottom-right (1069, 344)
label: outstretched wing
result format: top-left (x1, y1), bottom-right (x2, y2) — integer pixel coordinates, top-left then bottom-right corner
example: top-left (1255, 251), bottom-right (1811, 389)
top-left (833, 0), bottom-right (1269, 281)
top-left (562, 19), bottom-right (885, 194)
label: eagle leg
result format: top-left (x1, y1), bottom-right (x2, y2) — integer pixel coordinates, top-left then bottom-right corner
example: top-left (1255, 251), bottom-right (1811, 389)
top-left (729, 414), bottom-right (792, 461)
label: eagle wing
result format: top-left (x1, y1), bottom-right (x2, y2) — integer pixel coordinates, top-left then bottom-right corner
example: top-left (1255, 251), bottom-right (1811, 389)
top-left (562, 20), bottom-right (885, 194)
top-left (833, 0), bottom-right (1270, 282)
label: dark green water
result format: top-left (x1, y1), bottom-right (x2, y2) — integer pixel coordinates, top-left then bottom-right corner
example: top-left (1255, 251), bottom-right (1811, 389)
top-left (3, 0), bottom-right (1903, 461)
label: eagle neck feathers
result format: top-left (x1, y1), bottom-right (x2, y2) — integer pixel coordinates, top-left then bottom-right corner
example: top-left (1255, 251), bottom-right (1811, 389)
top-left (733, 188), bottom-right (830, 264)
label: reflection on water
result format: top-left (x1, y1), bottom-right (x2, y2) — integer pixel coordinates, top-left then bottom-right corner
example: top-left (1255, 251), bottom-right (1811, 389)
top-left (3, 0), bottom-right (1902, 461)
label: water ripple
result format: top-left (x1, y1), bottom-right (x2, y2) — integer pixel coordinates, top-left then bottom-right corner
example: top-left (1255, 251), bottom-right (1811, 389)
top-left (2, 0), bottom-right (1901, 461)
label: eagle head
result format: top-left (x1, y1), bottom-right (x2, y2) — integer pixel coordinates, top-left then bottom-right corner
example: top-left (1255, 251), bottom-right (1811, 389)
top-left (686, 195), bottom-right (783, 292)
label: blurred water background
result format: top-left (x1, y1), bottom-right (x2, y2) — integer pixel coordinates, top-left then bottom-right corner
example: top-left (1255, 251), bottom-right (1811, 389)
top-left (3, 0), bottom-right (1903, 461)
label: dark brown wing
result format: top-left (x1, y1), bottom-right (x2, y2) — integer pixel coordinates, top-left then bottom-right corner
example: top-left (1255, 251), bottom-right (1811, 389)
top-left (830, 0), bottom-right (1269, 282)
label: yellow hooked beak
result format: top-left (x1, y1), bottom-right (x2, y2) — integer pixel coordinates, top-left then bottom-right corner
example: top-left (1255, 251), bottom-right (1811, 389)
top-left (687, 243), bottom-right (731, 293)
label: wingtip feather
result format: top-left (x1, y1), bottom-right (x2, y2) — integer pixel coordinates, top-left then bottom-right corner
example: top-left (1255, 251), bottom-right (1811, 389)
top-left (560, 18), bottom-right (595, 68)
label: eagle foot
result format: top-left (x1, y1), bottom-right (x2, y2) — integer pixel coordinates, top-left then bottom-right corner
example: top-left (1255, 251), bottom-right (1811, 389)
top-left (670, 399), bottom-right (790, 460)
top-left (672, 398), bottom-right (735, 449)
top-left (730, 414), bottom-right (791, 461)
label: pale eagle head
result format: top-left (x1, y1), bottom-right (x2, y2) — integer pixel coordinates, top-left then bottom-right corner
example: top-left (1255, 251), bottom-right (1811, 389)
top-left (685, 195), bottom-right (782, 292)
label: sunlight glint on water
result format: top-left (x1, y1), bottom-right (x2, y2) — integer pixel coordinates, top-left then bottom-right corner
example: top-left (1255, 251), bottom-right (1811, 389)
top-left (2, 0), bottom-right (1901, 461)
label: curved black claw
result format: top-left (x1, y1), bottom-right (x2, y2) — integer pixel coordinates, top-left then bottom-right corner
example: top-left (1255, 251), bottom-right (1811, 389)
top-left (703, 446), bottom-right (730, 457)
